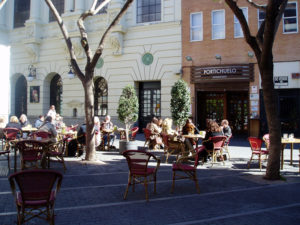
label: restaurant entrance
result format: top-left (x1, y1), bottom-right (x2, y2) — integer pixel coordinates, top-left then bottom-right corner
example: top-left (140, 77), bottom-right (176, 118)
top-left (196, 91), bottom-right (249, 135)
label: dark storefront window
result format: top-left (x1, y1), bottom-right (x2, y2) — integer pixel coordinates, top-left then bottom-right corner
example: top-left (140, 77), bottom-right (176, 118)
top-left (94, 77), bottom-right (108, 117)
top-left (260, 89), bottom-right (300, 136)
top-left (14, 0), bottom-right (30, 28)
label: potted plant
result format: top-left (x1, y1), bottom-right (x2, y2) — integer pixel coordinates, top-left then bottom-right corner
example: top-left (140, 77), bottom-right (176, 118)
top-left (170, 79), bottom-right (191, 130)
top-left (117, 85), bottom-right (139, 154)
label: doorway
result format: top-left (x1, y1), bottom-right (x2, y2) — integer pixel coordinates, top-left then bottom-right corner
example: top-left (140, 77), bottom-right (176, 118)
top-left (197, 91), bottom-right (248, 135)
top-left (15, 75), bottom-right (27, 117)
top-left (50, 74), bottom-right (62, 115)
top-left (139, 82), bottom-right (161, 130)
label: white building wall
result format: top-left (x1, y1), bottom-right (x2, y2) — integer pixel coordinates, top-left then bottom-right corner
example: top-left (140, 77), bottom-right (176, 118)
top-left (5, 0), bottom-right (182, 125)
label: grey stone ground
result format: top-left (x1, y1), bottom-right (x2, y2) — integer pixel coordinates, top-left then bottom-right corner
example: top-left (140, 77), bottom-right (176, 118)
top-left (0, 134), bottom-right (299, 225)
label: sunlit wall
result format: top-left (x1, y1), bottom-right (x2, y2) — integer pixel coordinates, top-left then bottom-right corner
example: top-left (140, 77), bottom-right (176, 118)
top-left (0, 45), bottom-right (10, 123)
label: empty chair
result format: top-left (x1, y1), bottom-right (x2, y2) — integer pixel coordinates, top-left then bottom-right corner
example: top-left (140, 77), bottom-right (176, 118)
top-left (123, 150), bottom-right (160, 201)
top-left (222, 134), bottom-right (233, 160)
top-left (15, 140), bottom-right (44, 170)
top-left (32, 131), bottom-right (51, 139)
top-left (248, 137), bottom-right (269, 170)
top-left (162, 133), bottom-right (185, 163)
top-left (3, 128), bottom-right (21, 150)
top-left (47, 140), bottom-right (67, 172)
top-left (171, 146), bottom-right (205, 194)
top-left (143, 128), bottom-right (151, 147)
top-left (9, 169), bottom-right (63, 225)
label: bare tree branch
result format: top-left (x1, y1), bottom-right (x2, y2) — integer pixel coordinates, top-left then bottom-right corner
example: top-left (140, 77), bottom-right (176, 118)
top-left (246, 0), bottom-right (266, 11)
top-left (91, 0), bottom-right (134, 69)
top-left (45, 0), bottom-right (84, 80)
top-left (273, 0), bottom-right (288, 36)
top-left (0, 0), bottom-right (7, 10)
top-left (77, 0), bottom-right (112, 64)
top-left (225, 0), bottom-right (262, 61)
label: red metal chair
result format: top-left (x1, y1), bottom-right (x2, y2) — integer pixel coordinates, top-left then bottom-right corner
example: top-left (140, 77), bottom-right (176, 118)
top-left (15, 140), bottom-right (44, 170)
top-left (248, 137), bottom-right (269, 170)
top-left (123, 150), bottom-right (160, 201)
top-left (130, 127), bottom-right (139, 141)
top-left (143, 128), bottom-right (151, 147)
top-left (222, 135), bottom-right (233, 160)
top-left (47, 140), bottom-right (67, 172)
top-left (32, 131), bottom-right (51, 139)
top-left (3, 128), bottom-right (21, 150)
top-left (171, 146), bottom-right (205, 194)
top-left (162, 133), bottom-right (185, 163)
top-left (9, 169), bottom-right (63, 225)
top-left (206, 136), bottom-right (227, 166)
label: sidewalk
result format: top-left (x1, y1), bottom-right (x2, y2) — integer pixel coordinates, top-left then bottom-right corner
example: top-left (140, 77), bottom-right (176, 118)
top-left (0, 135), bottom-right (299, 225)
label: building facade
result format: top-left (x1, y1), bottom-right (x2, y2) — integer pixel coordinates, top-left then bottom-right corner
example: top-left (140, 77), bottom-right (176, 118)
top-left (182, 0), bottom-right (300, 136)
top-left (0, 0), bottom-right (182, 129)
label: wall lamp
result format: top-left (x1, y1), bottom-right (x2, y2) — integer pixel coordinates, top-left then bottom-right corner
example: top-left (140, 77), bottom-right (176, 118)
top-left (185, 56), bottom-right (193, 61)
top-left (27, 65), bottom-right (36, 82)
top-left (67, 63), bottom-right (75, 79)
top-left (248, 51), bottom-right (254, 58)
top-left (215, 54), bottom-right (222, 64)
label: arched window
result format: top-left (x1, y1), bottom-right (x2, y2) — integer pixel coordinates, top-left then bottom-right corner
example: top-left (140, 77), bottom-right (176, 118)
top-left (50, 74), bottom-right (63, 115)
top-left (15, 75), bottom-right (27, 117)
top-left (94, 77), bottom-right (108, 116)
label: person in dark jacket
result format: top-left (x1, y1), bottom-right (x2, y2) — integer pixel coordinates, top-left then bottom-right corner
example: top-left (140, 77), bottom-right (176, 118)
top-left (19, 114), bottom-right (31, 128)
top-left (5, 116), bottom-right (22, 130)
top-left (221, 119), bottom-right (232, 144)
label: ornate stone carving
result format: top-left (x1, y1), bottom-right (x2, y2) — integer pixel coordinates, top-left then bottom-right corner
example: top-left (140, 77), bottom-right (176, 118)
top-left (24, 42), bottom-right (40, 63)
top-left (109, 32), bottom-right (123, 55)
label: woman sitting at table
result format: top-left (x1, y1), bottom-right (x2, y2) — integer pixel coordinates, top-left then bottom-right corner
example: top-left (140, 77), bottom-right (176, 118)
top-left (6, 116), bottom-right (22, 130)
top-left (201, 121), bottom-right (224, 161)
top-left (148, 117), bottom-right (163, 149)
top-left (19, 114), bottom-right (31, 128)
top-left (38, 116), bottom-right (57, 140)
top-left (182, 118), bottom-right (196, 154)
top-left (162, 118), bottom-right (178, 138)
top-left (101, 115), bottom-right (115, 148)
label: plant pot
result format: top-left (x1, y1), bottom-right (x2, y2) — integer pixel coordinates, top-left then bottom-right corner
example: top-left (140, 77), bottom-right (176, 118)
top-left (119, 140), bottom-right (137, 154)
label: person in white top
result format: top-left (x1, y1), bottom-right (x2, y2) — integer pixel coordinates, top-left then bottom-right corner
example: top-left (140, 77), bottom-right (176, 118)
top-left (47, 105), bottom-right (56, 121)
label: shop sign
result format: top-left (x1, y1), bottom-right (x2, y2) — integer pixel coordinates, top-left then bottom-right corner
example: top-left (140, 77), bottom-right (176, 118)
top-left (191, 64), bottom-right (253, 83)
top-left (274, 76), bottom-right (288, 86)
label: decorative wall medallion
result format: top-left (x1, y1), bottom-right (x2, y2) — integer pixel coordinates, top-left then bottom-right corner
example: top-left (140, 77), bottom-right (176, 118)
top-left (96, 58), bottom-right (104, 68)
top-left (142, 53), bottom-right (153, 65)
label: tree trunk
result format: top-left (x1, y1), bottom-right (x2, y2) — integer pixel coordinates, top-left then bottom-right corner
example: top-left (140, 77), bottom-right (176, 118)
top-left (83, 75), bottom-right (96, 161)
top-left (259, 58), bottom-right (281, 180)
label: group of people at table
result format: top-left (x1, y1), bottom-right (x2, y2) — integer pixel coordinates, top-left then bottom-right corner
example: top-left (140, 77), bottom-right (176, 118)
top-left (146, 117), bottom-right (232, 162)
top-left (0, 105), bottom-right (116, 156)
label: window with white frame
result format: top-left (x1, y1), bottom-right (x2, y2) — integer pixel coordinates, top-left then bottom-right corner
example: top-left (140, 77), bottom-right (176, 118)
top-left (283, 2), bottom-right (298, 33)
top-left (234, 7), bottom-right (248, 38)
top-left (190, 12), bottom-right (203, 41)
top-left (136, 0), bottom-right (161, 24)
top-left (212, 10), bottom-right (225, 40)
top-left (257, 8), bottom-right (265, 29)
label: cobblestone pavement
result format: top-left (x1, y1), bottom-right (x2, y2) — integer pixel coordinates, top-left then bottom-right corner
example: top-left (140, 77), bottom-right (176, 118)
top-left (0, 136), bottom-right (299, 225)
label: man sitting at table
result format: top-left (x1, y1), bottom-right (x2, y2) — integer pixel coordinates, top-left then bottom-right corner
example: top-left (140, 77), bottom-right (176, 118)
top-left (101, 115), bottom-right (115, 149)
top-left (38, 116), bottom-right (57, 141)
top-left (34, 115), bottom-right (44, 128)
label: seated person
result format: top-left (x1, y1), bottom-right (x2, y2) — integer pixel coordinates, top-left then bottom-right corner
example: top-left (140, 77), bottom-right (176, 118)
top-left (148, 117), bottom-right (162, 149)
top-left (94, 116), bottom-right (102, 148)
top-left (182, 118), bottom-right (196, 153)
top-left (221, 119), bottom-right (232, 144)
top-left (201, 121), bottom-right (224, 161)
top-left (6, 116), bottom-right (22, 130)
top-left (161, 118), bottom-right (178, 137)
top-left (101, 115), bottom-right (115, 148)
top-left (34, 115), bottom-right (44, 128)
top-left (19, 114), bottom-right (31, 128)
top-left (38, 116), bottom-right (57, 141)
top-left (77, 123), bottom-right (86, 145)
